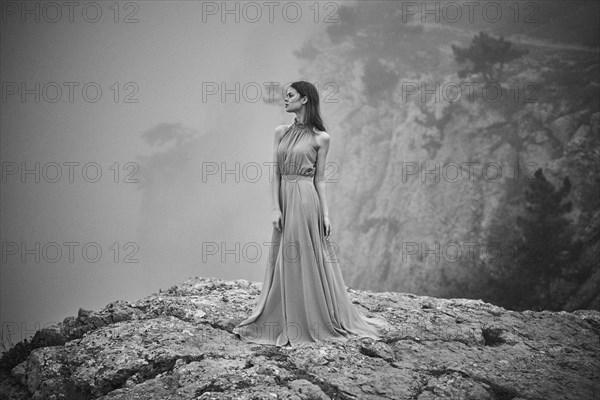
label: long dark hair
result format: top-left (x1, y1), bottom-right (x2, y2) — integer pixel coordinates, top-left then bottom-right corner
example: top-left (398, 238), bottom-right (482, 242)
top-left (290, 81), bottom-right (327, 134)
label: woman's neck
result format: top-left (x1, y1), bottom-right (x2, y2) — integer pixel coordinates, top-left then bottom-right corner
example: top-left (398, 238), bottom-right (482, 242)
top-left (294, 111), bottom-right (307, 124)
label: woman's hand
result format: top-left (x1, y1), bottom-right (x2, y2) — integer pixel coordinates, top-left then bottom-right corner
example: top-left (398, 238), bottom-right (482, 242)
top-left (323, 216), bottom-right (331, 239)
top-left (272, 209), bottom-right (283, 232)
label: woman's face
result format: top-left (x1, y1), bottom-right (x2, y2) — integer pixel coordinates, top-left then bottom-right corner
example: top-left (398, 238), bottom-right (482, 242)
top-left (284, 87), bottom-right (305, 113)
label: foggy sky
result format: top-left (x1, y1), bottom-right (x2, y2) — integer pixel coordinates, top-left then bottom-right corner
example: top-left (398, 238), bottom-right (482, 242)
top-left (1, 0), bottom-right (330, 347)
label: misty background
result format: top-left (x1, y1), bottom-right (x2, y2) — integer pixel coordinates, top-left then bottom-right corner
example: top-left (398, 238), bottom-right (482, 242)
top-left (2, 1), bottom-right (599, 350)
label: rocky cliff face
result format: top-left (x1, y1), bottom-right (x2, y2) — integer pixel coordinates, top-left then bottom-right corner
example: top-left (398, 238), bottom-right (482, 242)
top-left (1, 277), bottom-right (599, 399)
top-left (292, 5), bottom-right (600, 310)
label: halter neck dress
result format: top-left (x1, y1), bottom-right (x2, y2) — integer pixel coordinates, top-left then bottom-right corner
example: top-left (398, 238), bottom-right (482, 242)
top-left (232, 118), bottom-right (389, 347)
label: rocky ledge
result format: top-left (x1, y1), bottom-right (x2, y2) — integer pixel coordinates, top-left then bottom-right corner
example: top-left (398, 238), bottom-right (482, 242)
top-left (1, 276), bottom-right (599, 400)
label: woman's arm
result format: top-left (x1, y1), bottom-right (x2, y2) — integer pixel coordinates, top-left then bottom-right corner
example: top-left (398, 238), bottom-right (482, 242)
top-left (314, 131), bottom-right (332, 237)
top-left (271, 125), bottom-right (286, 211)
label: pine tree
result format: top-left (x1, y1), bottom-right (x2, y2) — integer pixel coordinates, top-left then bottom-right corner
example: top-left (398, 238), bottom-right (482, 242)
top-left (515, 168), bottom-right (573, 310)
top-left (452, 31), bottom-right (528, 83)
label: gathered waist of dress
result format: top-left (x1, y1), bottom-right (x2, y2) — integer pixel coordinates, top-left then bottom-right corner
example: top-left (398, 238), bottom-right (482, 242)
top-left (281, 174), bottom-right (314, 182)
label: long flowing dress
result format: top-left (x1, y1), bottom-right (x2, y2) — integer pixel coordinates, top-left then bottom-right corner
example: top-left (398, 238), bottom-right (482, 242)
top-left (232, 118), bottom-right (389, 347)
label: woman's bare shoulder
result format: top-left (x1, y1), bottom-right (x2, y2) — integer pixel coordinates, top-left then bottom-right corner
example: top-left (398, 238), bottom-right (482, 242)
top-left (275, 124), bottom-right (291, 132)
top-left (313, 129), bottom-right (330, 147)
top-left (274, 124), bottom-right (291, 139)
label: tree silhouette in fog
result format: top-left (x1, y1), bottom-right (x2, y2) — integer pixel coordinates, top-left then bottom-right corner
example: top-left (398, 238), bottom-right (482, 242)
top-left (515, 169), bottom-right (574, 310)
top-left (483, 168), bottom-right (576, 311)
top-left (452, 31), bottom-right (528, 83)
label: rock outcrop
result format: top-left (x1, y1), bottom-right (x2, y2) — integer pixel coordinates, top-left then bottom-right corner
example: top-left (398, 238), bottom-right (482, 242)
top-left (1, 276), bottom-right (599, 399)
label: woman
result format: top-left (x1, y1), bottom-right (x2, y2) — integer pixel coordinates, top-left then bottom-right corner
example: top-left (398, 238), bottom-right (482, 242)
top-left (232, 81), bottom-right (389, 348)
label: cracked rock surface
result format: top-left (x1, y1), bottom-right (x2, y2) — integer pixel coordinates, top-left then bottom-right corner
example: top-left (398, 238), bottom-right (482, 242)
top-left (1, 276), bottom-right (599, 399)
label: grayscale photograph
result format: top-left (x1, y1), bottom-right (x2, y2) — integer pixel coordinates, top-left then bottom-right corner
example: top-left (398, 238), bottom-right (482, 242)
top-left (1, 1), bottom-right (599, 399)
